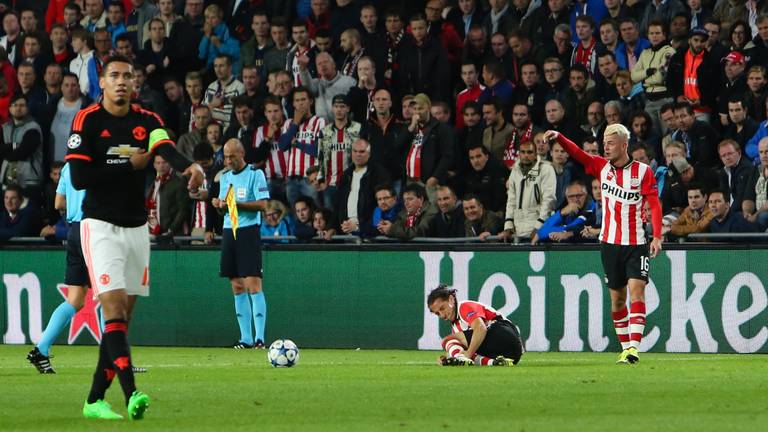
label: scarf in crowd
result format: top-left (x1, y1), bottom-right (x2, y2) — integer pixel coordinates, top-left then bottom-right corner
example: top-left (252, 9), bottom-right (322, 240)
top-left (342, 48), bottom-right (365, 77)
top-left (146, 172), bottom-right (172, 235)
top-left (406, 207), bottom-right (422, 228)
top-left (574, 38), bottom-right (596, 71)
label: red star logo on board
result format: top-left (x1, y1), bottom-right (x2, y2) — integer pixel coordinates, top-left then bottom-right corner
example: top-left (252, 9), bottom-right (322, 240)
top-left (57, 284), bottom-right (102, 344)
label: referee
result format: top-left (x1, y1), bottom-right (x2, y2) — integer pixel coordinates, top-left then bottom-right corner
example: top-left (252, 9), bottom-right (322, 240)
top-left (212, 139), bottom-right (270, 349)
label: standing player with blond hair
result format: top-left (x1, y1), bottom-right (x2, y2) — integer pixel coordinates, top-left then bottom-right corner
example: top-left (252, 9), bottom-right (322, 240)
top-left (543, 124), bottom-right (662, 364)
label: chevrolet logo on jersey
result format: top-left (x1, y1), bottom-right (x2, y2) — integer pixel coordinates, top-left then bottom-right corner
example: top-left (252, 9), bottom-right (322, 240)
top-left (106, 145), bottom-right (141, 158)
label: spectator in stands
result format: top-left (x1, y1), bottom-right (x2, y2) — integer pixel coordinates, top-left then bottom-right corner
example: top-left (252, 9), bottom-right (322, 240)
top-left (482, 97), bottom-right (513, 162)
top-left (50, 24), bottom-right (72, 66)
top-left (81, 0), bottom-right (107, 33)
top-left (523, 0), bottom-right (570, 46)
top-left (542, 57), bottom-right (568, 102)
top-left (708, 189), bottom-right (761, 239)
top-left (86, 28), bottom-right (112, 100)
top-left (723, 97), bottom-right (758, 149)
top-left (463, 144), bottom-right (508, 214)
top-left (447, 0), bottom-right (485, 40)
top-left (456, 102), bottom-right (484, 165)
top-left (506, 103), bottom-right (541, 168)
top-left (535, 132), bottom-right (551, 161)
top-left (533, 181), bottom-right (596, 244)
top-left (45, 73), bottom-right (89, 163)
top-left (616, 18), bottom-right (649, 67)
top-left (662, 157), bottom-right (720, 215)
top-left (178, 105), bottom-right (212, 160)
top-left (362, 88), bottom-right (404, 190)
top-left (292, 196), bottom-right (317, 241)
top-left (672, 102), bottom-right (720, 168)
top-left (639, 0), bottom-right (685, 35)
top-left (507, 32), bottom-right (535, 86)
top-left (395, 14), bottom-right (451, 103)
top-left (372, 184), bottom-right (400, 232)
top-left (287, 20), bottom-right (318, 85)
top-left (68, 29), bottom-right (92, 97)
top-left (347, 56), bottom-right (379, 122)
top-left (188, 143), bottom-right (219, 244)
top-left (312, 207), bottom-right (336, 241)
top-left (483, 0), bottom-right (512, 36)
top-left (357, 4), bottom-right (387, 79)
top-left (614, 71), bottom-right (644, 115)
top-left (0, 184), bottom-right (40, 242)
top-left (206, 122), bottom-right (225, 170)
top-left (667, 28), bottom-right (720, 123)
top-left (279, 86), bottom-right (325, 204)
top-left (499, 140), bottom-right (557, 242)
top-left (133, 63), bottom-right (167, 115)
top-left (241, 11), bottom-right (272, 75)
top-left (743, 66), bottom-right (767, 123)
top-left (430, 102), bottom-right (451, 124)
top-left (571, 16), bottom-right (598, 75)
top-left (463, 193), bottom-right (502, 239)
top-left (299, 52), bottom-right (355, 122)
top-left (583, 101), bottom-right (606, 141)
top-left (16, 62), bottom-right (44, 118)
top-left (1, 95), bottom-right (43, 201)
top-left (718, 52), bottom-right (748, 127)
top-left (199, 4), bottom-right (240, 77)
top-left (545, 98), bottom-right (584, 143)
top-left (40, 162), bottom-right (63, 230)
top-left (396, 93), bottom-right (455, 202)
top-left (599, 19), bottom-right (626, 70)
top-left (383, 9), bottom-right (409, 83)
top-left (718, 140), bottom-right (757, 213)
top-left (428, 185), bottom-right (465, 238)
top-left (562, 64), bottom-right (596, 130)
top-left (336, 138), bottom-right (388, 237)
top-left (146, 155), bottom-right (190, 236)
top-left (744, 137), bottom-right (768, 229)
top-left (261, 200), bottom-right (291, 243)
top-left (479, 60), bottom-right (514, 108)
top-left (455, 61), bottom-right (484, 130)
top-left (514, 62), bottom-right (547, 124)
top-left (549, 139), bottom-right (580, 207)
top-left (316, 94), bottom-right (362, 209)
top-left (594, 51), bottom-right (620, 103)
top-left (105, 2), bottom-right (127, 46)
top-left (339, 28), bottom-right (366, 80)
top-left (152, 0), bottom-right (199, 80)
top-left (668, 184), bottom-right (714, 239)
top-left (263, 18), bottom-right (291, 75)
top-left (379, 182), bottom-right (437, 240)
top-left (632, 19), bottom-right (676, 128)
top-left (19, 33), bottom-right (51, 80)
top-left (62, 2), bottom-right (83, 34)
top-left (204, 54), bottom-right (244, 130)
top-left (581, 177), bottom-right (602, 240)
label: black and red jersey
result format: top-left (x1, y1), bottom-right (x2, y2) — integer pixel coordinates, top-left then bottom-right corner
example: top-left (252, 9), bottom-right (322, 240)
top-left (450, 301), bottom-right (501, 334)
top-left (65, 103), bottom-right (178, 227)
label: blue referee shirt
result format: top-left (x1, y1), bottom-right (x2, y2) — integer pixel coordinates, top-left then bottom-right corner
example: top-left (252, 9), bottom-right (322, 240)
top-left (56, 163), bottom-right (86, 223)
top-left (218, 165), bottom-right (270, 229)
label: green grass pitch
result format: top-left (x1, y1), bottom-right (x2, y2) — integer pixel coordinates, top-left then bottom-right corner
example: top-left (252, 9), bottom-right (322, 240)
top-left (0, 345), bottom-right (766, 431)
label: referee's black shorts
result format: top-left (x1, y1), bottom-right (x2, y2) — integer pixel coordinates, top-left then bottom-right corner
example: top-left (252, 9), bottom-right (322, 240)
top-left (465, 319), bottom-right (525, 364)
top-left (600, 242), bottom-right (649, 289)
top-left (220, 225), bottom-right (263, 278)
top-left (64, 222), bottom-right (90, 286)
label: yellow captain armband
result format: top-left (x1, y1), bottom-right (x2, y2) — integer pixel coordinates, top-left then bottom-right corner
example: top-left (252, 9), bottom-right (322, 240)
top-left (148, 128), bottom-right (174, 153)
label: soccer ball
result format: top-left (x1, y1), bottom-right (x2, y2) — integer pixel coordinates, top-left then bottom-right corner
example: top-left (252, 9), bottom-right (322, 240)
top-left (267, 339), bottom-right (300, 368)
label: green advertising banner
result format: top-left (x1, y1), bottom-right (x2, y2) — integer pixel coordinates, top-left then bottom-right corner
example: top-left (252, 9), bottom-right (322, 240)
top-left (1, 248), bottom-right (766, 353)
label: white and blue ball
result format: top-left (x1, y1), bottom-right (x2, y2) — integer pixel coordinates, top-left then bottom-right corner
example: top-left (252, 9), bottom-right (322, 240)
top-left (267, 339), bottom-right (300, 368)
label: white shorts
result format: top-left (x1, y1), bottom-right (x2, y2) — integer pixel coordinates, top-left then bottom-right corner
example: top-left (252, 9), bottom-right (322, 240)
top-left (80, 218), bottom-right (150, 297)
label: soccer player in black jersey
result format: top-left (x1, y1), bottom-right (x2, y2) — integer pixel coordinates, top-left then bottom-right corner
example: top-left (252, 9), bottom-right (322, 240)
top-left (65, 56), bottom-right (204, 420)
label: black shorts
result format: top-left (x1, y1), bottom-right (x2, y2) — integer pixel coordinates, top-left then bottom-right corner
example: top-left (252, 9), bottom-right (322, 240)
top-left (465, 319), bottom-right (525, 364)
top-left (64, 222), bottom-right (90, 286)
top-left (600, 242), bottom-right (649, 289)
top-left (220, 225), bottom-right (263, 278)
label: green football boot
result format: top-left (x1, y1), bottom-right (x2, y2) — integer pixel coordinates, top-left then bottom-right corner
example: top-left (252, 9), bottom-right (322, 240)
top-left (616, 349), bottom-right (631, 365)
top-left (127, 391), bottom-right (150, 420)
top-left (626, 347), bottom-right (640, 364)
top-left (83, 400), bottom-right (123, 420)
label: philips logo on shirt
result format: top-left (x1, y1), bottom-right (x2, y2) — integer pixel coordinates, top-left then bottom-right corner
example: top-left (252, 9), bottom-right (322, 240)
top-left (602, 183), bottom-right (641, 203)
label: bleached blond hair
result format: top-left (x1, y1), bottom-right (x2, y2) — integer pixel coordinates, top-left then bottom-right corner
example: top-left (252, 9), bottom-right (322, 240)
top-left (603, 123), bottom-right (630, 142)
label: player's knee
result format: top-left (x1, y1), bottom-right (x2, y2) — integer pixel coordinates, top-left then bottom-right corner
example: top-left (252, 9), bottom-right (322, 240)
top-left (69, 298), bottom-right (85, 311)
top-left (230, 280), bottom-right (245, 294)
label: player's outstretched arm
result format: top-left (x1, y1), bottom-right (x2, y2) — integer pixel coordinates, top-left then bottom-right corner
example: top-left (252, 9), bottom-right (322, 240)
top-left (68, 158), bottom-right (134, 190)
top-left (542, 130), bottom-right (597, 168)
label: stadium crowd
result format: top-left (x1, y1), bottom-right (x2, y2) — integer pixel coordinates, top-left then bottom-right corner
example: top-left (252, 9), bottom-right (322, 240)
top-left (1, 0), bottom-right (768, 244)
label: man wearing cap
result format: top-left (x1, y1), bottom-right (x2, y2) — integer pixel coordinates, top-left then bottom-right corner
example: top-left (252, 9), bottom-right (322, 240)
top-left (667, 27), bottom-right (720, 123)
top-left (718, 51), bottom-right (748, 127)
top-left (316, 94), bottom-right (363, 209)
top-left (394, 93), bottom-right (455, 202)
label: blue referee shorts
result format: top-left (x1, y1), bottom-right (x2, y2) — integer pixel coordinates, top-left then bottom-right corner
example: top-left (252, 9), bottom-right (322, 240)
top-left (64, 222), bottom-right (90, 286)
top-left (220, 224), bottom-right (263, 278)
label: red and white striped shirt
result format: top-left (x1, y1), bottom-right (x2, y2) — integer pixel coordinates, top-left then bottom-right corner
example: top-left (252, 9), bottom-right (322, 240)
top-left (282, 116), bottom-right (325, 178)
top-left (254, 124), bottom-right (288, 179)
top-left (450, 301), bottom-right (500, 333)
top-left (556, 134), bottom-right (661, 245)
top-left (405, 128), bottom-right (425, 179)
